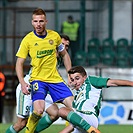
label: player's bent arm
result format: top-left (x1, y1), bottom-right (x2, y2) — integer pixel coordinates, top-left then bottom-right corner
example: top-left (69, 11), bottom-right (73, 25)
top-left (16, 57), bottom-right (30, 95)
top-left (59, 124), bottom-right (74, 133)
top-left (60, 49), bottom-right (72, 72)
top-left (107, 79), bottom-right (133, 87)
top-left (16, 57), bottom-right (25, 83)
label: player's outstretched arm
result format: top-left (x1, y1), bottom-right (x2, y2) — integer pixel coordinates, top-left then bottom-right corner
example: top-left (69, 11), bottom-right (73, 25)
top-left (107, 79), bottom-right (133, 87)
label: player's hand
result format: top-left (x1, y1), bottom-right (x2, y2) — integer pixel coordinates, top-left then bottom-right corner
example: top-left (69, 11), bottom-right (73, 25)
top-left (21, 82), bottom-right (31, 95)
top-left (88, 126), bottom-right (101, 133)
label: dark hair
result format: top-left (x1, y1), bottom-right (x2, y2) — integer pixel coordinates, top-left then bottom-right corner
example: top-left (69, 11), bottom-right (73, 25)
top-left (60, 34), bottom-right (70, 42)
top-left (33, 8), bottom-right (46, 17)
top-left (68, 15), bottom-right (73, 20)
top-left (68, 66), bottom-right (87, 77)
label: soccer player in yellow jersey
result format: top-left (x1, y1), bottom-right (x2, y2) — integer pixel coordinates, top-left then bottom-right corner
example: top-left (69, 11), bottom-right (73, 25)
top-left (5, 34), bottom-right (70, 133)
top-left (16, 8), bottom-right (73, 132)
top-left (16, 8), bottom-right (99, 133)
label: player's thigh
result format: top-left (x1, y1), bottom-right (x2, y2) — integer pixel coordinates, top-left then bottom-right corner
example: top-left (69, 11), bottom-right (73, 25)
top-left (62, 96), bottom-right (74, 108)
top-left (48, 82), bottom-right (73, 103)
top-left (33, 100), bottom-right (45, 113)
top-left (45, 94), bottom-right (59, 117)
top-left (31, 81), bottom-right (48, 102)
top-left (45, 94), bottom-right (54, 110)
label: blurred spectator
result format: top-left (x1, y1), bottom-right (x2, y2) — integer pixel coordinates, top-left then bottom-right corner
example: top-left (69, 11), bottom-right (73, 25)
top-left (0, 72), bottom-right (5, 123)
top-left (61, 15), bottom-right (80, 63)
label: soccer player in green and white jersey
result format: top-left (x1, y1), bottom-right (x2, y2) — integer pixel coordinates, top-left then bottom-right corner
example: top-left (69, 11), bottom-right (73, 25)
top-left (59, 66), bottom-right (133, 133)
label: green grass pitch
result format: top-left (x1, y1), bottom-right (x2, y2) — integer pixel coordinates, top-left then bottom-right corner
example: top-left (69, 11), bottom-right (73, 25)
top-left (0, 123), bottom-right (132, 133)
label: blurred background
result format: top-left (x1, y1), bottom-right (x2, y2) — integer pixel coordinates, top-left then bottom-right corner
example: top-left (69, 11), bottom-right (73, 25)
top-left (0, 0), bottom-right (133, 125)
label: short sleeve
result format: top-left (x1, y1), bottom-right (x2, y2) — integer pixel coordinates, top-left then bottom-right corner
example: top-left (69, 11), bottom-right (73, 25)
top-left (89, 76), bottom-right (109, 88)
top-left (16, 37), bottom-right (29, 59)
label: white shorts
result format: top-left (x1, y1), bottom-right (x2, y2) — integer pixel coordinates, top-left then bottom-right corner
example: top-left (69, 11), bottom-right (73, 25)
top-left (16, 74), bottom-right (53, 118)
top-left (72, 112), bottom-right (98, 133)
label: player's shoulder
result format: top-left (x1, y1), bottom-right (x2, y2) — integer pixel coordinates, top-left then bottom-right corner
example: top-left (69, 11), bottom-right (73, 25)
top-left (47, 29), bottom-right (59, 36)
top-left (89, 75), bottom-right (100, 79)
top-left (23, 31), bottom-right (34, 39)
top-left (88, 75), bottom-right (100, 83)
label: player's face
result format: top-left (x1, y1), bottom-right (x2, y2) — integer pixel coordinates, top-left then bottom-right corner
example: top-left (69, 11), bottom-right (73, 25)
top-left (69, 73), bottom-right (87, 90)
top-left (61, 38), bottom-right (70, 51)
top-left (32, 14), bottom-right (48, 35)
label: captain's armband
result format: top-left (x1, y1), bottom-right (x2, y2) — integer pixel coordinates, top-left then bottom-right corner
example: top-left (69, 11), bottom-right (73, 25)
top-left (58, 43), bottom-right (65, 52)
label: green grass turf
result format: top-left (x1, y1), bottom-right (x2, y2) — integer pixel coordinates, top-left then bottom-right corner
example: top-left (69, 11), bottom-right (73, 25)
top-left (0, 123), bottom-right (133, 133)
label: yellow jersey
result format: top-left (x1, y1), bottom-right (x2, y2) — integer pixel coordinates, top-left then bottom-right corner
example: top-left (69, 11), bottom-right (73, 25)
top-left (16, 30), bottom-right (64, 83)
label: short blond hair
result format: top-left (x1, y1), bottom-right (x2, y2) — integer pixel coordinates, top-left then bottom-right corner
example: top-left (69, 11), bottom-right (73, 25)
top-left (32, 8), bottom-right (46, 17)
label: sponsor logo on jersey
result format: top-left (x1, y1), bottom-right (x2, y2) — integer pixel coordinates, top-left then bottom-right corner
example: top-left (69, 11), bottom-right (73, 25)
top-left (37, 49), bottom-right (53, 58)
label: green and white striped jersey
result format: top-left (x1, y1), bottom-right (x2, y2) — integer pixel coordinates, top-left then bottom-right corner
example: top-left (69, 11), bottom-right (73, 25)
top-left (72, 76), bottom-right (109, 117)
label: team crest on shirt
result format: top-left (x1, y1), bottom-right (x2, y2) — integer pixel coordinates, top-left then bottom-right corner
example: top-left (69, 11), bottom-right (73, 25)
top-left (49, 39), bottom-right (54, 45)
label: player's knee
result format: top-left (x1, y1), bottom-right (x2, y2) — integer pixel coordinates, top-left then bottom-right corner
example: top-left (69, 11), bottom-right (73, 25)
top-left (63, 96), bottom-right (74, 108)
top-left (46, 104), bottom-right (59, 121)
top-left (50, 114), bottom-right (59, 121)
top-left (48, 107), bottom-right (59, 121)
top-left (50, 110), bottom-right (59, 121)
top-left (34, 108), bottom-right (44, 115)
top-left (58, 107), bottom-right (64, 117)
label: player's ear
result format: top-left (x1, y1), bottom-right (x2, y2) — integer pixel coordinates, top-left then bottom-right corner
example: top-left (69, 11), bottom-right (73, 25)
top-left (31, 20), bottom-right (34, 26)
top-left (45, 19), bottom-right (48, 24)
top-left (83, 75), bottom-right (87, 81)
